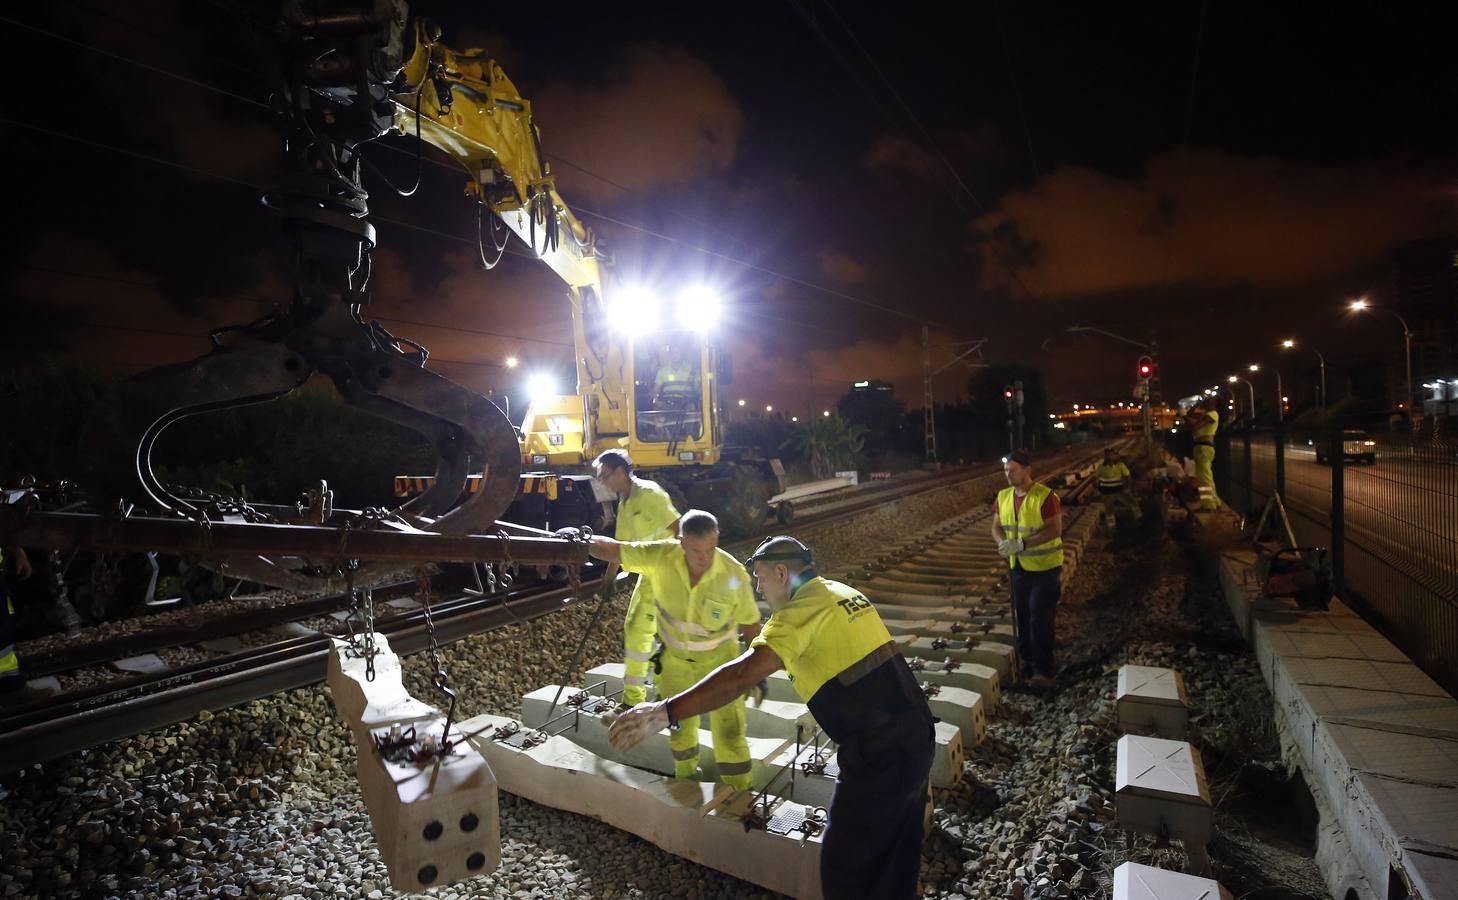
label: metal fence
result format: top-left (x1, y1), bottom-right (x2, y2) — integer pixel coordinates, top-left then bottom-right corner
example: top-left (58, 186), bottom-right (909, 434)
top-left (1221, 426), bottom-right (1458, 696)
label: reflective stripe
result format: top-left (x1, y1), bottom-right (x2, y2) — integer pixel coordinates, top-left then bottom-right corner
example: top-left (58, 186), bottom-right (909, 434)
top-left (624, 648), bottom-right (653, 662)
top-left (623, 674), bottom-right (649, 686)
top-left (672, 747), bottom-right (699, 761)
top-left (836, 640), bottom-right (896, 687)
top-left (658, 627), bottom-right (736, 653)
top-left (1098, 479), bottom-right (1124, 487)
top-left (655, 602), bottom-right (733, 640)
top-left (1018, 544), bottom-right (1062, 557)
top-left (717, 760), bottom-right (753, 776)
top-left (997, 484), bottom-right (1063, 572)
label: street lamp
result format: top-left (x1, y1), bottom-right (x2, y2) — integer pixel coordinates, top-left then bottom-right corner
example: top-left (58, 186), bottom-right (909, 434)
top-left (504, 355), bottom-right (519, 369)
top-left (1247, 363), bottom-right (1284, 422)
top-left (1348, 298), bottom-right (1413, 416)
top-left (1279, 338), bottom-right (1326, 409)
top-left (1228, 375), bottom-right (1255, 422)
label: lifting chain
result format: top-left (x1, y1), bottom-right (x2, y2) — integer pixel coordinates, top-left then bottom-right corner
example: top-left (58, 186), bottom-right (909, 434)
top-left (343, 561), bottom-right (378, 682)
top-left (414, 565), bottom-right (458, 754)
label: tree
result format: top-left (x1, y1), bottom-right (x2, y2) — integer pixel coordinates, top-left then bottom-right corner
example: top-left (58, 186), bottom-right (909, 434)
top-left (781, 413), bottom-right (867, 479)
top-left (968, 364), bottom-right (1049, 451)
top-left (837, 382), bottom-right (906, 457)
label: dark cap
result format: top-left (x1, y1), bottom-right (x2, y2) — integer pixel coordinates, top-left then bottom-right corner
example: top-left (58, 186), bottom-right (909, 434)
top-left (1007, 449), bottom-right (1032, 467)
top-left (746, 535), bottom-right (814, 568)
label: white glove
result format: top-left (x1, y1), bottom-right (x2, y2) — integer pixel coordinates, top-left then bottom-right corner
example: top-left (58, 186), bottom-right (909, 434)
top-left (607, 700), bottom-right (671, 751)
top-left (997, 538), bottom-right (1024, 557)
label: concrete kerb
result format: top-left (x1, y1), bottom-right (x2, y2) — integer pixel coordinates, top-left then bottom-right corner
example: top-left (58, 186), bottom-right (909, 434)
top-left (1216, 539), bottom-right (1458, 900)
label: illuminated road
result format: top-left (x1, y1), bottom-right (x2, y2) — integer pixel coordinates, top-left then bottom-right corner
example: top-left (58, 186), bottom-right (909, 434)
top-left (1240, 441), bottom-right (1457, 599)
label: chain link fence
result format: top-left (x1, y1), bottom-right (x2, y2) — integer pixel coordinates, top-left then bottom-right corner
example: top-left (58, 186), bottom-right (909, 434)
top-left (1222, 425), bottom-right (1458, 695)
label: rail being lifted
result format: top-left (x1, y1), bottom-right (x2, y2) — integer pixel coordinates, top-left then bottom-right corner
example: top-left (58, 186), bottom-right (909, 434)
top-left (0, 507), bottom-right (589, 568)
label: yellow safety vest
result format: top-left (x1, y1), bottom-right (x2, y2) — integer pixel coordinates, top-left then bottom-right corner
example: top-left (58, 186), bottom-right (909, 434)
top-left (618, 541), bottom-right (759, 659)
top-left (1194, 410), bottom-right (1218, 444)
top-left (654, 364), bottom-right (693, 391)
top-left (615, 476), bottom-right (679, 542)
top-left (1096, 462), bottom-right (1130, 489)
top-left (997, 482), bottom-right (1064, 572)
top-left (751, 576), bottom-right (895, 703)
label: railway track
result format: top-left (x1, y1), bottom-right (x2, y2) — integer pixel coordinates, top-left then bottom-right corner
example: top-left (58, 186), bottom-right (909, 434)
top-left (1, 444), bottom-right (1118, 772)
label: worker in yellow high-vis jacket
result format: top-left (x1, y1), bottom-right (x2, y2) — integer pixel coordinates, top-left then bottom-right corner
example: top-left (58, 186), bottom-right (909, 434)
top-left (594, 450), bottom-right (681, 706)
top-left (1185, 397), bottom-right (1220, 510)
top-left (607, 535), bottom-right (934, 900)
top-left (581, 510), bottom-right (760, 789)
top-left (990, 449), bottom-right (1063, 690)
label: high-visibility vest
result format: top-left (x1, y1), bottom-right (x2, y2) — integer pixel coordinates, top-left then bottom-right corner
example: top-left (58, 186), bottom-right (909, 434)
top-left (751, 576), bottom-right (895, 703)
top-left (618, 541), bottom-right (759, 660)
top-left (1096, 462), bottom-right (1129, 489)
top-left (1194, 410), bottom-right (1218, 444)
top-left (997, 482), bottom-right (1064, 572)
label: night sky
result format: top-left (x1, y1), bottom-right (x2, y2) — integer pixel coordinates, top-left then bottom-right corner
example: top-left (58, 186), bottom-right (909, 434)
top-left (4, 1), bottom-right (1456, 417)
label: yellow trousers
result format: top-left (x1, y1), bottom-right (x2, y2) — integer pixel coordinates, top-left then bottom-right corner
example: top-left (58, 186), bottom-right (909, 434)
top-left (656, 651), bottom-right (752, 790)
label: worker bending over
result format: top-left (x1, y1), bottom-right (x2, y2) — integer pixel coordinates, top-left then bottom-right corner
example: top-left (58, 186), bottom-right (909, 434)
top-left (581, 510), bottom-right (759, 789)
top-left (609, 535), bottom-right (935, 900)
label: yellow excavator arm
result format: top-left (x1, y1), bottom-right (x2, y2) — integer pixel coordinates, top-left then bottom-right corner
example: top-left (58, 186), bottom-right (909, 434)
top-left (387, 19), bottom-right (632, 447)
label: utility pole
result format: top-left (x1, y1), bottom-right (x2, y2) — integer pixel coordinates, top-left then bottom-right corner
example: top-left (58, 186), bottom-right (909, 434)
top-left (922, 330), bottom-right (988, 466)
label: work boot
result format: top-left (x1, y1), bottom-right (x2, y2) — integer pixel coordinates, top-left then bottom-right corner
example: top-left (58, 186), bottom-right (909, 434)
top-left (1028, 674), bottom-right (1056, 691)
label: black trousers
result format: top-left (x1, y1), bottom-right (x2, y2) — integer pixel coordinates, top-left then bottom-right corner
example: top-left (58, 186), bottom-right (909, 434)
top-left (1010, 564), bottom-right (1061, 677)
top-left (821, 720), bottom-right (934, 900)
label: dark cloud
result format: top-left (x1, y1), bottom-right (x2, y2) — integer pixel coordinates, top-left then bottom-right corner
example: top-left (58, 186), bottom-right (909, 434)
top-left (532, 45), bottom-right (744, 205)
top-left (818, 251), bottom-right (868, 285)
top-left (974, 150), bottom-right (1458, 299)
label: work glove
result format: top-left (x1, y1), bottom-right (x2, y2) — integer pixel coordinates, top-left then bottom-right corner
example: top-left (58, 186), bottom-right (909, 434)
top-left (997, 538), bottom-right (1024, 557)
top-left (607, 700), bottom-right (671, 751)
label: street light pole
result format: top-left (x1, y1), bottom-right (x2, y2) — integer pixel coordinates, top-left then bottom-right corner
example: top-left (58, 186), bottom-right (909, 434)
top-left (1281, 339), bottom-right (1328, 409)
top-left (1349, 299), bottom-right (1415, 418)
top-left (1248, 364), bottom-right (1283, 422)
top-left (1228, 376), bottom-right (1255, 422)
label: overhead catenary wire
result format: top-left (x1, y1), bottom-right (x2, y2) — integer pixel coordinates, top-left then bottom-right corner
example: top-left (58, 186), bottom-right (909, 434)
top-left (789, 0), bottom-right (1072, 321)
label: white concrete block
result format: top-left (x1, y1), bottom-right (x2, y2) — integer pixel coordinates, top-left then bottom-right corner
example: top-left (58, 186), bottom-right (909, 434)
top-left (327, 636), bottom-right (500, 892)
top-left (574, 666), bottom-right (815, 741)
top-left (519, 684), bottom-right (793, 786)
top-left (1117, 666), bottom-right (1190, 739)
top-left (270, 622), bottom-right (317, 639)
top-left (1115, 735), bottom-right (1213, 849)
top-left (110, 654), bottom-right (167, 675)
top-left (197, 636), bottom-right (249, 654)
top-left (1114, 861), bottom-right (1232, 900)
top-left (921, 683), bottom-right (986, 748)
top-left (907, 657), bottom-right (1002, 710)
top-left (900, 636), bottom-right (1016, 685)
top-left (459, 713), bottom-right (824, 900)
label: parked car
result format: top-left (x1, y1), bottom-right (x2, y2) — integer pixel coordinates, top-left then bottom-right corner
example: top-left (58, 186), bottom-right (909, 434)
top-left (1315, 429), bottom-right (1377, 464)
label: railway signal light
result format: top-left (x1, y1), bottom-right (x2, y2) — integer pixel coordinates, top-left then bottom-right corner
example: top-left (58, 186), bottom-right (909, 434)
top-left (1003, 386), bottom-right (1014, 401)
top-left (1136, 356), bottom-right (1153, 381)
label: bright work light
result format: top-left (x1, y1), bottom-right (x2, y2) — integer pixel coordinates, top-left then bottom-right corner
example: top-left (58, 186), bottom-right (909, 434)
top-left (676, 285), bottom-right (721, 331)
top-left (610, 285), bottom-right (659, 331)
top-left (527, 373), bottom-right (557, 402)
